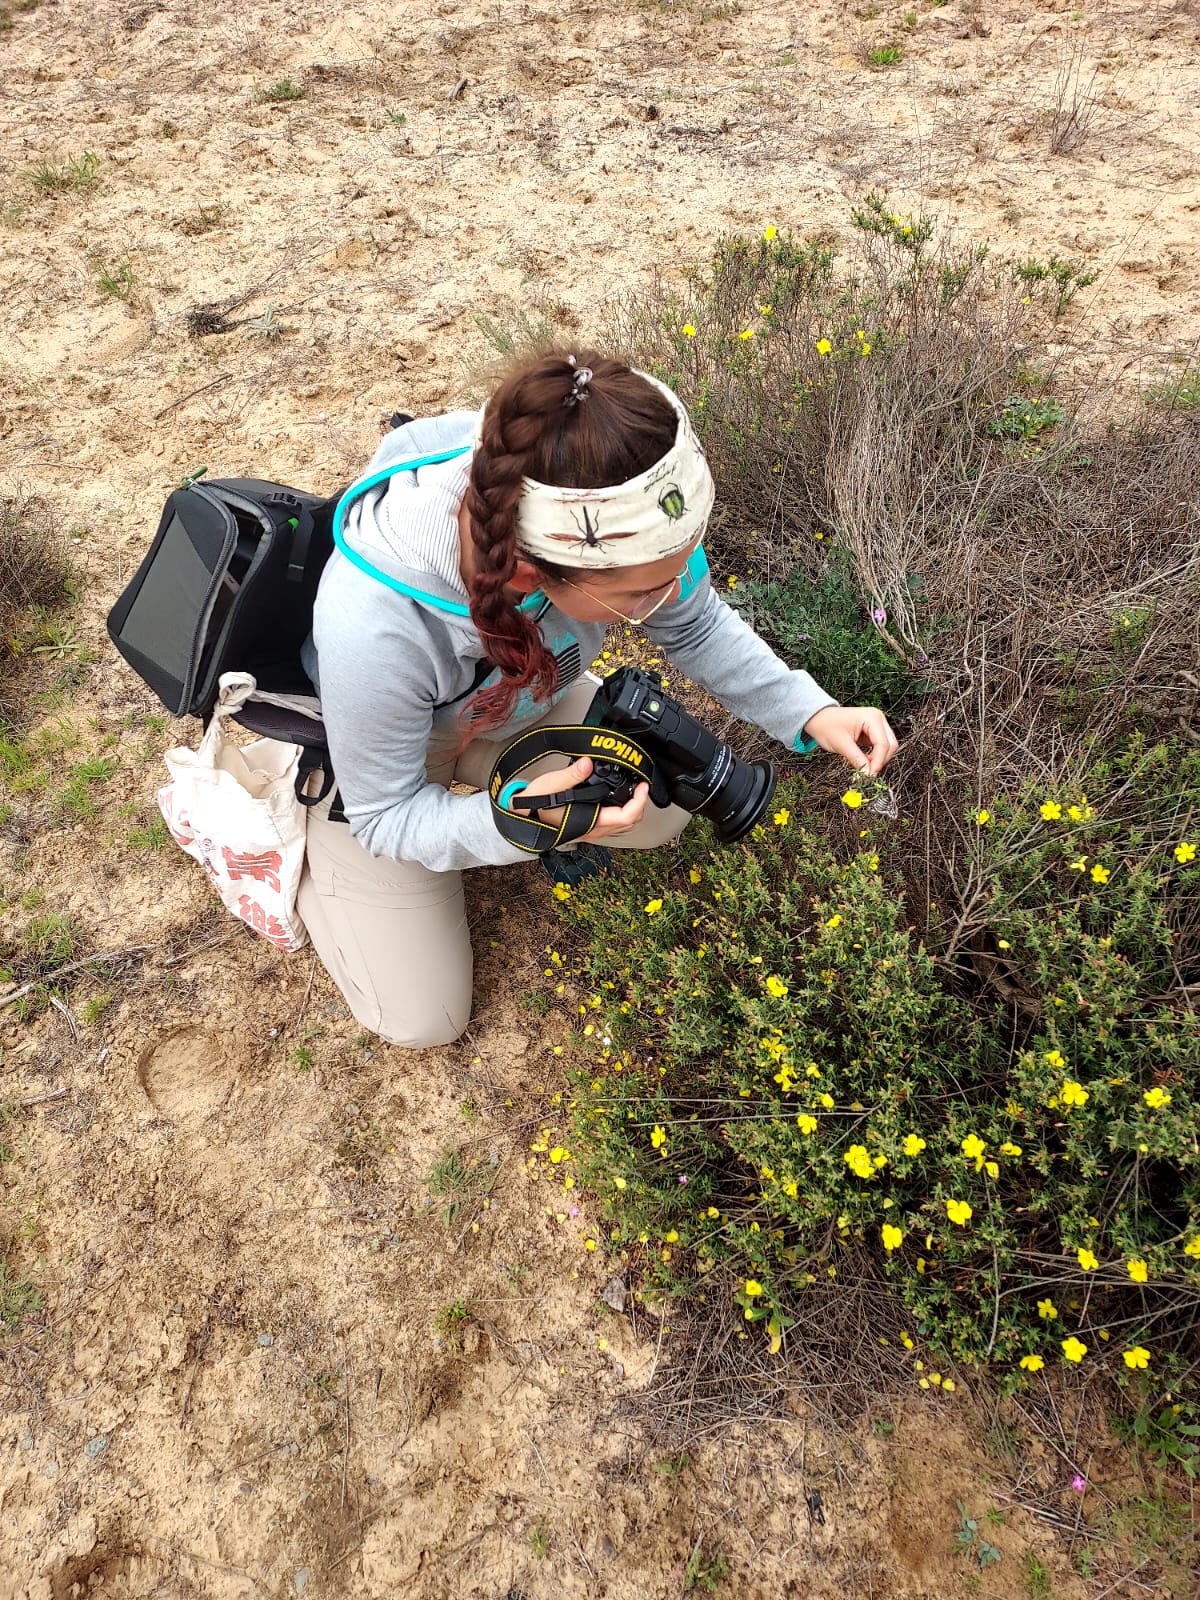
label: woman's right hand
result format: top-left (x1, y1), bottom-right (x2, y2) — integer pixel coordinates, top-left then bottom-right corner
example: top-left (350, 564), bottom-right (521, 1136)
top-left (515, 755), bottom-right (650, 843)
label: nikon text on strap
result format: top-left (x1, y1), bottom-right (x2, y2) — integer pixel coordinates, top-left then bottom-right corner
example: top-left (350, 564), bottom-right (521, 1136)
top-left (487, 725), bottom-right (661, 853)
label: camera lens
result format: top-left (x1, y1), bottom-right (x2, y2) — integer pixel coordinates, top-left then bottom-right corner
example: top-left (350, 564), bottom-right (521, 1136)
top-left (667, 745), bottom-right (775, 844)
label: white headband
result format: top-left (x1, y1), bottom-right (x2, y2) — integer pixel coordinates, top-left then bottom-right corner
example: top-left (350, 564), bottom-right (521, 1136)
top-left (475, 367), bottom-right (715, 570)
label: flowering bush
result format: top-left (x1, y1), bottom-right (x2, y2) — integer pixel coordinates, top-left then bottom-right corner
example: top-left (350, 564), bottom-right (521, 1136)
top-left (555, 738), bottom-right (1200, 1392)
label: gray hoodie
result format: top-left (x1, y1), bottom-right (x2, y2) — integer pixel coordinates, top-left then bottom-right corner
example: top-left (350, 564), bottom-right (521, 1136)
top-left (303, 412), bottom-right (838, 873)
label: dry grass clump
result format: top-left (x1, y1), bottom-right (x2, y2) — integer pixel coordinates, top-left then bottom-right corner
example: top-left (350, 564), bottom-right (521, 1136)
top-left (0, 490), bottom-right (72, 720)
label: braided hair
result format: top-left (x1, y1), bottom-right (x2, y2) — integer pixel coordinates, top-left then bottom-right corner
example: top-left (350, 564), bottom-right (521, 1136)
top-left (463, 348), bottom-right (677, 734)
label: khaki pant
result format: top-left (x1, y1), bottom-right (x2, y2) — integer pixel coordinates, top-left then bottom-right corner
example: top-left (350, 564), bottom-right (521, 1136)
top-left (296, 678), bottom-right (690, 1048)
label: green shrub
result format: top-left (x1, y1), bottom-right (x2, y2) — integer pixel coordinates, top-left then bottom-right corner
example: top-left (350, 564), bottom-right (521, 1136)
top-left (726, 546), bottom-right (924, 712)
top-left (551, 735), bottom-right (1200, 1391)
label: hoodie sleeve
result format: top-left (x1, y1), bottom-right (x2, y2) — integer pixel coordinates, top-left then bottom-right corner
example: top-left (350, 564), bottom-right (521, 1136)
top-left (643, 552), bottom-right (838, 752)
top-left (313, 561), bottom-right (531, 872)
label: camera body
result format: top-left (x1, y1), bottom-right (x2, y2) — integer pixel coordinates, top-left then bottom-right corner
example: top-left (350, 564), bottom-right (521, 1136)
top-left (583, 666), bottom-right (775, 844)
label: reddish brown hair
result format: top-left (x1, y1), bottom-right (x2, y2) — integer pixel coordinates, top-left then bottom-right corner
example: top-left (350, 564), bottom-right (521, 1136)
top-left (463, 348), bottom-right (677, 733)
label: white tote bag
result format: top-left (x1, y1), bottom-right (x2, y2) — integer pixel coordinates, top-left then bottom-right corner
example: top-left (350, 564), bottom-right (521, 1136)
top-left (158, 672), bottom-right (309, 951)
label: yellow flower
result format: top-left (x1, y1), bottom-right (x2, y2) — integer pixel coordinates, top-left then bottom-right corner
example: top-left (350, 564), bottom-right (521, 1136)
top-left (818, 1093), bottom-right (835, 1109)
top-left (999, 1142), bottom-right (1023, 1157)
top-left (975, 809), bottom-right (990, 825)
top-left (548, 1146), bottom-right (570, 1164)
top-left (825, 914), bottom-right (842, 929)
top-left (1123, 1346), bottom-right (1150, 1370)
top-left (859, 342), bottom-right (871, 355)
top-left (796, 1114), bottom-right (818, 1135)
top-left (1037, 1299), bottom-right (1058, 1320)
top-left (881, 1224), bottom-right (904, 1252)
top-left (682, 323), bottom-right (697, 338)
top-left (1090, 863), bottom-right (1110, 884)
top-left (1045, 1049), bottom-right (1065, 1069)
top-left (841, 789), bottom-right (864, 809)
top-left (985, 1160), bottom-right (1000, 1178)
top-left (1184, 1237), bottom-right (1200, 1258)
top-left (1068, 857), bottom-right (1088, 872)
top-left (688, 865), bottom-right (702, 884)
top-left (1040, 801), bottom-right (1062, 820)
top-left (1067, 804), bottom-right (1086, 822)
top-left (942, 1379), bottom-right (956, 1392)
top-left (763, 225), bottom-right (777, 241)
top-left (745, 1279), bottom-right (764, 1297)
top-left (644, 898), bottom-right (663, 915)
top-left (758, 303), bottom-right (772, 315)
top-left (552, 883), bottom-right (572, 901)
top-left (903, 1134), bottom-right (926, 1156)
top-left (739, 328), bottom-right (755, 340)
top-left (765, 975), bottom-right (789, 998)
top-left (1076, 1247), bottom-right (1099, 1272)
top-left (816, 338), bottom-right (832, 355)
top-left (773, 807), bottom-right (790, 826)
top-left (706, 1206), bottom-right (720, 1219)
top-left (1175, 841), bottom-right (1196, 863)
top-left (1020, 1354), bottom-right (1045, 1372)
top-left (1126, 1259), bottom-right (1148, 1283)
top-left (584, 1237), bottom-right (597, 1251)
top-left (1060, 1080), bottom-right (1089, 1108)
top-left (844, 1144), bottom-right (875, 1181)
top-left (612, 1176), bottom-right (627, 1190)
top-left (727, 575), bottom-right (739, 589)
top-left (1061, 1336), bottom-right (1088, 1363)
top-left (856, 329), bottom-right (865, 339)
top-left (650, 1125), bottom-right (667, 1149)
top-left (946, 1199), bottom-right (973, 1226)
top-left (664, 1230), bottom-right (679, 1243)
top-left (960, 1134), bottom-right (986, 1162)
top-left (1143, 1087), bottom-right (1172, 1109)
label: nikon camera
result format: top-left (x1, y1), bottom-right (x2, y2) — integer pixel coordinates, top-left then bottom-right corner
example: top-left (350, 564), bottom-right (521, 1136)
top-left (582, 666), bottom-right (775, 845)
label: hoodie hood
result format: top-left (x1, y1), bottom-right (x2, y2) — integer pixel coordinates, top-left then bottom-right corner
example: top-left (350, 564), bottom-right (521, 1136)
top-left (337, 410), bottom-right (482, 621)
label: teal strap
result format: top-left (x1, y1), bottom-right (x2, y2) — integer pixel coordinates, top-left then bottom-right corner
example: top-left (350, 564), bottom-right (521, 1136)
top-left (678, 542), bottom-right (709, 601)
top-left (331, 444), bottom-right (546, 618)
top-left (793, 730), bottom-right (819, 756)
top-left (497, 779), bottom-right (528, 812)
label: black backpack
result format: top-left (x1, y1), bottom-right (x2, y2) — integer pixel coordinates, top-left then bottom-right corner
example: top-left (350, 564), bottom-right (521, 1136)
top-left (107, 421), bottom-right (491, 803)
top-left (107, 473), bottom-right (341, 795)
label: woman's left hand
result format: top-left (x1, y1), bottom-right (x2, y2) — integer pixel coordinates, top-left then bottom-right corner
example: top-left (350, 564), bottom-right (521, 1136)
top-left (802, 705), bottom-right (899, 778)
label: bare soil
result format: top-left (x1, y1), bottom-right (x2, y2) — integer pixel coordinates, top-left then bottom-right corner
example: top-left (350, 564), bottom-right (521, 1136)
top-left (2, 1), bottom-right (1198, 1595)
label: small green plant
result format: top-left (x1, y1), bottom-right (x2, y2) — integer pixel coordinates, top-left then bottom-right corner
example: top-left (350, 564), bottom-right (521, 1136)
top-left (1013, 254), bottom-right (1098, 316)
top-left (1145, 364), bottom-right (1200, 413)
top-left (385, 109), bottom-right (407, 125)
top-left (0, 1259), bottom-right (42, 1334)
top-left (683, 1543), bottom-right (731, 1592)
top-left (1113, 1399), bottom-right (1200, 1478)
top-left (293, 1046), bottom-right (313, 1071)
top-left (261, 78), bottom-right (304, 102)
top-left (57, 757), bottom-right (118, 821)
top-left (176, 203), bottom-right (229, 236)
top-left (528, 1518), bottom-right (550, 1559)
top-left (474, 297), bottom-right (554, 358)
top-left (243, 305), bottom-right (290, 339)
top-left (128, 816), bottom-right (169, 850)
top-left (1023, 1551), bottom-right (1052, 1598)
top-left (93, 257), bottom-right (135, 302)
top-left (521, 990), bottom-right (550, 1015)
top-left (428, 1146), bottom-right (497, 1227)
top-left (985, 395), bottom-right (1067, 442)
top-left (867, 44), bottom-right (903, 66)
top-left (27, 150), bottom-right (98, 194)
top-left (29, 622), bottom-right (80, 658)
top-left (434, 1297), bottom-right (475, 1351)
top-left (651, 1450), bottom-right (691, 1479)
top-left (954, 1501), bottom-right (1001, 1568)
top-left (81, 993), bottom-right (113, 1026)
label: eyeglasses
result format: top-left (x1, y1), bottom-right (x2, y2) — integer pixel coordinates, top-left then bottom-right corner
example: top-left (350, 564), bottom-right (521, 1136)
top-left (554, 570), bottom-right (680, 627)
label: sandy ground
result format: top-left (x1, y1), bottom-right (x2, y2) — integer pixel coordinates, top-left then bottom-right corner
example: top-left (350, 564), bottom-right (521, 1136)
top-left (2, 0), bottom-right (1198, 1595)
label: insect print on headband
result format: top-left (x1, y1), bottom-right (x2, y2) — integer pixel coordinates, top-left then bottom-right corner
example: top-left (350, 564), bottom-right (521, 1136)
top-left (658, 483), bottom-right (686, 522)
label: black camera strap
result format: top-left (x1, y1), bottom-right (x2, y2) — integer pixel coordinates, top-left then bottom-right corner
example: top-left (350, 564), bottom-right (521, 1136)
top-left (488, 724), bottom-right (658, 854)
